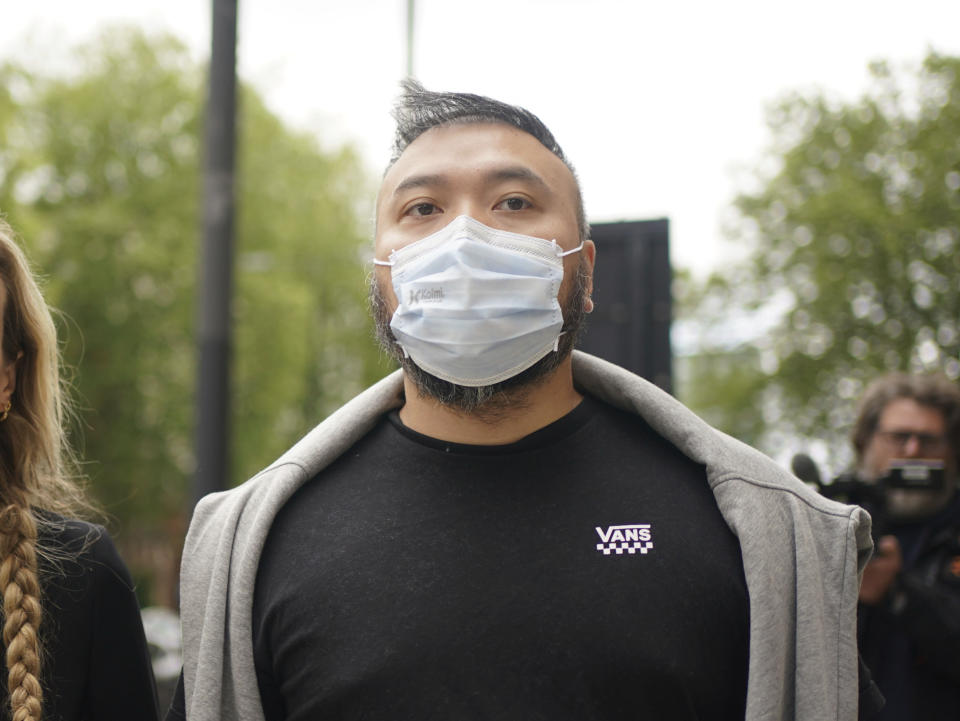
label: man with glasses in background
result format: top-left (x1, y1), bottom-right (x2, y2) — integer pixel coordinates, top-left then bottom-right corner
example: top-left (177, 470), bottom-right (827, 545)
top-left (851, 372), bottom-right (960, 720)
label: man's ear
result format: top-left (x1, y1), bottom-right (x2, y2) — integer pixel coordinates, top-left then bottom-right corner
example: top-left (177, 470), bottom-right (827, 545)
top-left (581, 239), bottom-right (596, 312)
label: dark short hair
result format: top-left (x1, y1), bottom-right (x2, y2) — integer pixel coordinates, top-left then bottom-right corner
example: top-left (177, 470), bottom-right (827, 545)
top-left (388, 79), bottom-right (590, 242)
top-left (852, 372), bottom-right (960, 469)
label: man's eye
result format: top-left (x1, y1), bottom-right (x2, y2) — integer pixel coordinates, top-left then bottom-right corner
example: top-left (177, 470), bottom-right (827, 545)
top-left (407, 203), bottom-right (440, 217)
top-left (497, 197), bottom-right (531, 211)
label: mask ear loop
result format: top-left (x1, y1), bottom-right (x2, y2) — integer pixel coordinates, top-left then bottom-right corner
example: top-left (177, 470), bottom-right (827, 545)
top-left (372, 252), bottom-right (412, 357)
top-left (549, 240), bottom-right (586, 352)
top-left (552, 240), bottom-right (585, 257)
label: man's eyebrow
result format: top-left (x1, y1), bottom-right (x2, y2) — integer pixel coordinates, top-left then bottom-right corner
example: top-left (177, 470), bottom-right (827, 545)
top-left (391, 166), bottom-right (551, 197)
top-left (485, 165), bottom-right (550, 190)
top-left (393, 174), bottom-right (447, 196)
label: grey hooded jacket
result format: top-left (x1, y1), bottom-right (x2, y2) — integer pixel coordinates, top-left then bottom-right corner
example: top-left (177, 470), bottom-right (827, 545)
top-left (178, 351), bottom-right (873, 720)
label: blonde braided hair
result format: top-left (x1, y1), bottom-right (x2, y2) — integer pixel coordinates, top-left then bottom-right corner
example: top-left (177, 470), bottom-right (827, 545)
top-left (0, 505), bottom-right (42, 721)
top-left (1, 218), bottom-right (97, 721)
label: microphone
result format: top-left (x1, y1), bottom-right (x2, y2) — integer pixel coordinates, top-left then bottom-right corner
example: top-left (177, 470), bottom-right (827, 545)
top-left (791, 453), bottom-right (822, 488)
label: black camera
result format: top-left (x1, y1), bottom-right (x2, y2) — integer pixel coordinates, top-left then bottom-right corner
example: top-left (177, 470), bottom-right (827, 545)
top-left (792, 454), bottom-right (946, 536)
top-left (817, 461), bottom-right (945, 502)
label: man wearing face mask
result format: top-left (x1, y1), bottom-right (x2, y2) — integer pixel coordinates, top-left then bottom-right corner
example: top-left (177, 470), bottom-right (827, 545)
top-left (168, 81), bottom-right (877, 721)
top-left (850, 373), bottom-right (960, 720)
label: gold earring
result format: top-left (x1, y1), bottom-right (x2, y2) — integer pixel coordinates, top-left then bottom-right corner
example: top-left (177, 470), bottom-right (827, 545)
top-left (0, 401), bottom-right (10, 423)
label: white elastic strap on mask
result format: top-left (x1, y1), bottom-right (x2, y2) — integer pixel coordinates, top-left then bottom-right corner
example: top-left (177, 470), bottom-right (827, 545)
top-left (554, 240), bottom-right (585, 258)
top-left (374, 240), bottom-right (583, 266)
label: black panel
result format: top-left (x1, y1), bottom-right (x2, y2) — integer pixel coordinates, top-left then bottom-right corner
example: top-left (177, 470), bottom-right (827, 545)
top-left (577, 219), bottom-right (673, 393)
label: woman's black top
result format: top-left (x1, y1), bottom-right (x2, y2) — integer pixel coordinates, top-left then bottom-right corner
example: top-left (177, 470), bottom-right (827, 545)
top-left (0, 514), bottom-right (159, 721)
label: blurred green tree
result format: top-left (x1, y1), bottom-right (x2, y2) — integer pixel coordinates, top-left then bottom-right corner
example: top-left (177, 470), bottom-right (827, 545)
top-left (0, 28), bottom-right (391, 603)
top-left (676, 53), bottom-right (960, 474)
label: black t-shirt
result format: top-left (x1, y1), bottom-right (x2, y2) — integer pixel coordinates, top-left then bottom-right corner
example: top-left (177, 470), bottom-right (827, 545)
top-left (1, 515), bottom-right (159, 721)
top-left (251, 396), bottom-right (749, 720)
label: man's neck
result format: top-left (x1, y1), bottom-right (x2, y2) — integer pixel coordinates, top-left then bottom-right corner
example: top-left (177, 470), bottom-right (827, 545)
top-left (398, 358), bottom-right (583, 445)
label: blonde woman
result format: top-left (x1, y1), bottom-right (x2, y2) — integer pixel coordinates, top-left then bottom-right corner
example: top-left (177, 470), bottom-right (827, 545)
top-left (0, 220), bottom-right (158, 721)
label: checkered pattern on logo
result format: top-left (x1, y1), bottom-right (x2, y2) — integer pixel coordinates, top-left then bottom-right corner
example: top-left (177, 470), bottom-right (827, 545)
top-left (595, 540), bottom-right (654, 555)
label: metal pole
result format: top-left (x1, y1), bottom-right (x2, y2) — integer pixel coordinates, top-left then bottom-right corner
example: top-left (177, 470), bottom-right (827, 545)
top-left (195, 0), bottom-right (238, 503)
top-left (406, 0), bottom-right (415, 78)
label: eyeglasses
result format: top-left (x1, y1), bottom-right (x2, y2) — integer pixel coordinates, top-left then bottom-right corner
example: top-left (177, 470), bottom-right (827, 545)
top-left (875, 429), bottom-right (948, 454)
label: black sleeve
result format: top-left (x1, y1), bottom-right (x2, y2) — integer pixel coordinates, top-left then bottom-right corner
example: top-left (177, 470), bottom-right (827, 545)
top-left (857, 653), bottom-right (885, 719)
top-left (165, 671), bottom-right (186, 721)
top-left (83, 529), bottom-right (161, 721)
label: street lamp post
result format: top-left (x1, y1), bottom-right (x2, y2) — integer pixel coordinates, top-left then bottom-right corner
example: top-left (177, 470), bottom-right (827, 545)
top-left (195, 0), bottom-right (238, 503)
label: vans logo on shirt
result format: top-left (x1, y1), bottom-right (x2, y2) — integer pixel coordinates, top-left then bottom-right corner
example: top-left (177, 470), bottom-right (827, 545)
top-left (595, 524), bottom-right (654, 555)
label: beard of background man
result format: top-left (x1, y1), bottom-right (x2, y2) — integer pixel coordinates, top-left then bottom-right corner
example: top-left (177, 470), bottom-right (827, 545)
top-left (370, 258), bottom-right (591, 420)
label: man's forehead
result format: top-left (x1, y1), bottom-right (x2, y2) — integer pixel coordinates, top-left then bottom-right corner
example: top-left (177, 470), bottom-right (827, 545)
top-left (880, 397), bottom-right (946, 426)
top-left (380, 122), bottom-right (571, 195)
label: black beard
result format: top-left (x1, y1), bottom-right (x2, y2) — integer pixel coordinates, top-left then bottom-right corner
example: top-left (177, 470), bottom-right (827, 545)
top-left (369, 262), bottom-right (589, 419)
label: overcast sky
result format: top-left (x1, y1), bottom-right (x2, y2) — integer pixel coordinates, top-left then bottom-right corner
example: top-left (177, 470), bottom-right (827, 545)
top-left (5, 0), bottom-right (960, 275)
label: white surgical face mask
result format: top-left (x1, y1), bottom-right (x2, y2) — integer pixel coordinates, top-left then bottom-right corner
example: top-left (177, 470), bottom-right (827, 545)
top-left (374, 215), bottom-right (584, 387)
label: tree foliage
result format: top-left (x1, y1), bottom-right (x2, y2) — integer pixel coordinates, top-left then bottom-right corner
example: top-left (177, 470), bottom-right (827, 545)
top-left (0, 28), bottom-right (391, 602)
top-left (677, 53), bottom-right (960, 472)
